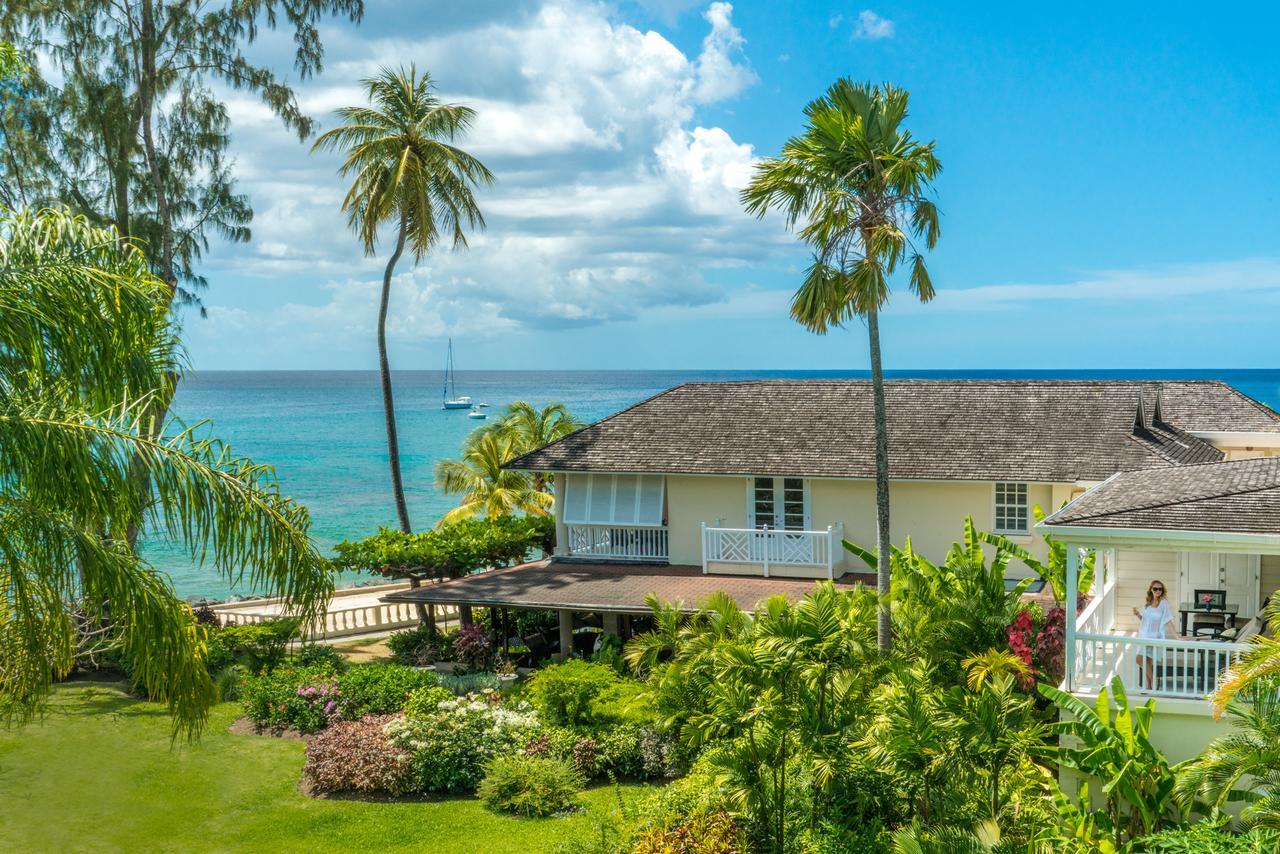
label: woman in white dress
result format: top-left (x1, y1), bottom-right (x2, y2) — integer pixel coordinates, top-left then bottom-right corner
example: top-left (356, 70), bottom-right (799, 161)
top-left (1132, 579), bottom-right (1177, 689)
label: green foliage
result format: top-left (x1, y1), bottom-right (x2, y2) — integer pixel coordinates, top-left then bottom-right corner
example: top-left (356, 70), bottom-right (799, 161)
top-left (385, 694), bottom-right (540, 793)
top-left (588, 680), bottom-right (658, 727)
top-left (207, 619), bottom-right (301, 674)
top-left (295, 642), bottom-right (348, 672)
top-left (240, 665), bottom-right (340, 733)
top-left (212, 666), bottom-right (246, 703)
top-left (1130, 824), bottom-right (1280, 853)
top-left (331, 515), bottom-right (554, 581)
top-left (527, 660), bottom-right (621, 726)
top-left (387, 623), bottom-right (452, 665)
top-left (403, 685), bottom-right (454, 719)
top-left (981, 504), bottom-right (1097, 604)
top-left (439, 671), bottom-right (502, 696)
top-left (630, 809), bottom-right (745, 853)
top-left (1041, 677), bottom-right (1181, 846)
top-left (592, 632), bottom-right (627, 674)
top-left (1176, 677), bottom-right (1280, 831)
top-left (478, 755), bottom-right (584, 818)
top-left (0, 209), bottom-right (333, 736)
top-left (335, 664), bottom-right (437, 719)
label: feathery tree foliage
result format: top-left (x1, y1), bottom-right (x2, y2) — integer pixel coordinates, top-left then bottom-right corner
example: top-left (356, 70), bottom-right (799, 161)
top-left (1181, 676), bottom-right (1280, 830)
top-left (0, 208), bottom-right (332, 735)
top-left (1, 0), bottom-right (362, 304)
top-left (1213, 596), bottom-right (1280, 713)
top-left (742, 80), bottom-right (942, 652)
top-left (433, 401), bottom-right (582, 526)
top-left (313, 67), bottom-right (493, 536)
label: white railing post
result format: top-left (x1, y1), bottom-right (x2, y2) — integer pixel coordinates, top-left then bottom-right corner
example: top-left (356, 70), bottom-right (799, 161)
top-left (701, 522), bottom-right (708, 575)
top-left (826, 526), bottom-right (835, 580)
top-left (1065, 544), bottom-right (1079, 692)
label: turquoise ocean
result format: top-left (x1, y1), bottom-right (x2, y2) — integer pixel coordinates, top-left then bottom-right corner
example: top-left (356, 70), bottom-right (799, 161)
top-left (143, 369), bottom-right (1280, 599)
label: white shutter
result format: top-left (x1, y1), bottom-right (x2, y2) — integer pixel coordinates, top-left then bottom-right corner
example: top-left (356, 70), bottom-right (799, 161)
top-left (613, 475), bottom-right (639, 524)
top-left (636, 476), bottom-right (665, 526)
top-left (587, 474), bottom-right (613, 523)
top-left (563, 474), bottom-right (590, 523)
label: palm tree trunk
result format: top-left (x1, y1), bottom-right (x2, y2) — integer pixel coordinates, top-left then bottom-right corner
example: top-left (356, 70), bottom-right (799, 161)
top-left (867, 301), bottom-right (893, 652)
top-left (379, 215), bottom-right (412, 534)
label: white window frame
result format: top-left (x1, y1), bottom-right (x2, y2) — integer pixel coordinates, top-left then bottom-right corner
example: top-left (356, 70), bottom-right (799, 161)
top-left (563, 474), bottom-right (666, 527)
top-left (746, 476), bottom-right (812, 530)
top-left (993, 482), bottom-right (1030, 536)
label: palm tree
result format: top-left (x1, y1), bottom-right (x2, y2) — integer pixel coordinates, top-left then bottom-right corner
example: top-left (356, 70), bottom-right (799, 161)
top-left (495, 401), bottom-right (584, 490)
top-left (0, 208), bottom-right (331, 734)
top-left (313, 66), bottom-right (494, 535)
top-left (433, 427), bottom-right (552, 525)
top-left (742, 79), bottom-right (942, 652)
top-left (1178, 677), bottom-right (1280, 830)
top-left (1213, 598), bottom-right (1280, 712)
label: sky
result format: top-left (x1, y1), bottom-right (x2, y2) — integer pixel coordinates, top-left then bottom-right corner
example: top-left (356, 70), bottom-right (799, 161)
top-left (182, 0), bottom-right (1280, 371)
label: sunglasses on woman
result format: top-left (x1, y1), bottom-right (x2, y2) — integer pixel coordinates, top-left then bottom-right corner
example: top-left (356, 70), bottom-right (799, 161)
top-left (1151, 586), bottom-right (1164, 593)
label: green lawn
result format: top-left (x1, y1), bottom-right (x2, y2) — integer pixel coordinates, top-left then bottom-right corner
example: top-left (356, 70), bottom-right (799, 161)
top-left (0, 681), bottom-right (647, 853)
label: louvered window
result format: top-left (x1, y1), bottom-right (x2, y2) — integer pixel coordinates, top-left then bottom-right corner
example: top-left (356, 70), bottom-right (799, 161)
top-left (563, 474), bottom-right (665, 526)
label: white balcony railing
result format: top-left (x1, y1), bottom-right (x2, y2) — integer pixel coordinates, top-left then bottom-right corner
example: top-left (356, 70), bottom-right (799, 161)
top-left (565, 523), bottom-right (669, 561)
top-left (702, 523), bottom-right (844, 579)
top-left (1071, 633), bottom-right (1247, 700)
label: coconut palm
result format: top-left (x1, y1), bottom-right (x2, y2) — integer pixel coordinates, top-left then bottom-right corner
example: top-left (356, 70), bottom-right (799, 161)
top-left (1213, 597), bottom-right (1280, 712)
top-left (0, 208), bottom-right (331, 734)
top-left (742, 79), bottom-right (941, 652)
top-left (1179, 677), bottom-right (1280, 830)
top-left (433, 427), bottom-right (552, 525)
top-left (495, 401), bottom-right (584, 490)
top-left (313, 66), bottom-right (493, 534)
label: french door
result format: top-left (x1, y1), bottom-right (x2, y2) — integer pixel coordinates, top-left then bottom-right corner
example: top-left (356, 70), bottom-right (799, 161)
top-left (1178, 552), bottom-right (1260, 618)
top-left (748, 477), bottom-right (812, 563)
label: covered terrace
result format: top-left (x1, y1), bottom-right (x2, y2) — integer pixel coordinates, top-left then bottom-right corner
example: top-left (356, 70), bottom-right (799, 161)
top-left (1042, 456), bottom-right (1280, 703)
top-left (382, 559), bottom-right (874, 660)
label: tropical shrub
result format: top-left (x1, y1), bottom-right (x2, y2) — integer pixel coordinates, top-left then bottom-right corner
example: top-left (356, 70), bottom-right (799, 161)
top-left (296, 643), bottom-right (348, 672)
top-left (638, 725), bottom-right (686, 779)
top-left (477, 755), bottom-right (584, 817)
top-left (1176, 676), bottom-right (1280, 831)
top-left (241, 665), bottom-right (341, 733)
top-left (1129, 824), bottom-right (1280, 853)
top-left (589, 680), bottom-right (657, 726)
top-left (439, 671), bottom-right (501, 696)
top-left (213, 666), bottom-right (246, 703)
top-left (630, 810), bottom-right (744, 853)
top-left (1042, 677), bottom-right (1181, 846)
top-left (387, 623), bottom-right (450, 665)
top-left (336, 663), bottom-right (437, 718)
top-left (385, 694), bottom-right (539, 793)
top-left (302, 714), bottom-right (413, 796)
top-left (527, 659), bottom-right (620, 726)
top-left (403, 685), bottom-right (453, 719)
top-left (453, 624), bottom-right (494, 672)
top-left (592, 632), bottom-right (627, 674)
top-left (206, 618), bottom-right (300, 673)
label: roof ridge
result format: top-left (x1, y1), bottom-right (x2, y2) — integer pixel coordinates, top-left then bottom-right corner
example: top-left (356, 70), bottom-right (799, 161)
top-left (1205, 381), bottom-right (1280, 426)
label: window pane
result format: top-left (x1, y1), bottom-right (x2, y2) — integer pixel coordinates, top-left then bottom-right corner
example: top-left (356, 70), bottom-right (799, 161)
top-left (613, 475), bottom-right (638, 524)
top-left (588, 474), bottom-right (613, 523)
top-left (636, 476), bottom-right (664, 525)
top-left (564, 474), bottom-right (589, 523)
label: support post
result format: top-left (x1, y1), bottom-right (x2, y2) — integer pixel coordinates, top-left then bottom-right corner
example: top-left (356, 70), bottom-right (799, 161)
top-left (459, 605), bottom-right (473, 628)
top-left (701, 522), bottom-right (708, 575)
top-left (1064, 544), bottom-right (1079, 692)
top-left (558, 609), bottom-right (574, 661)
top-left (826, 526), bottom-right (835, 580)
top-left (426, 603), bottom-right (437, 638)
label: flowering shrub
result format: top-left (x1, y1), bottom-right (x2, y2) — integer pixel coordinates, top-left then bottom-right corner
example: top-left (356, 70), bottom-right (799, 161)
top-left (477, 755), bottom-right (584, 817)
top-left (1005, 610), bottom-right (1036, 686)
top-left (452, 624), bottom-right (493, 672)
top-left (336, 663), bottom-right (438, 719)
top-left (302, 714), bottom-right (413, 796)
top-left (522, 722), bottom-right (658, 779)
top-left (403, 685), bottom-right (454, 719)
top-left (241, 665), bottom-right (342, 733)
top-left (385, 694), bottom-right (540, 793)
top-left (1005, 605), bottom-right (1067, 688)
top-left (638, 725), bottom-right (686, 778)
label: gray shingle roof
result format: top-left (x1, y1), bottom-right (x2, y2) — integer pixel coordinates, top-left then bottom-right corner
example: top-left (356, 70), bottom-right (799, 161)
top-left (507, 380), bottom-right (1278, 482)
top-left (1042, 457), bottom-right (1280, 535)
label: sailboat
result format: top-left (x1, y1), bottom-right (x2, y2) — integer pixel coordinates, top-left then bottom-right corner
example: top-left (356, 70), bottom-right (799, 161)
top-left (441, 339), bottom-right (473, 409)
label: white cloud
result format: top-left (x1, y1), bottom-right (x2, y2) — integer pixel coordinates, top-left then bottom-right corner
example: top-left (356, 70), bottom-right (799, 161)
top-left (828, 14), bottom-right (844, 29)
top-left (197, 0), bottom-right (780, 352)
top-left (853, 9), bottom-right (894, 40)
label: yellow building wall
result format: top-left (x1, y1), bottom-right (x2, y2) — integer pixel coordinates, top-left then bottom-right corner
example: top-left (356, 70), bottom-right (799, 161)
top-left (663, 475), bottom-right (1064, 575)
top-left (665, 475), bottom-right (750, 565)
top-left (1262, 555), bottom-right (1280, 604)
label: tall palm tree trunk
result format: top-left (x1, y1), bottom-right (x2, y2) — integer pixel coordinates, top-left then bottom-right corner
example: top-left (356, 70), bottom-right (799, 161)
top-left (379, 215), bottom-right (412, 534)
top-left (866, 301), bottom-right (892, 652)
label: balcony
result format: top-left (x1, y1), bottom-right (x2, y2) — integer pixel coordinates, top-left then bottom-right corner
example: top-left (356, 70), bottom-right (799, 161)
top-left (701, 524), bottom-right (845, 579)
top-left (564, 523), bottom-right (669, 561)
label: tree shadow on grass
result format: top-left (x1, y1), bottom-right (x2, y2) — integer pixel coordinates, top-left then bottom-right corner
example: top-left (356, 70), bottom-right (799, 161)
top-left (49, 680), bottom-right (173, 723)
